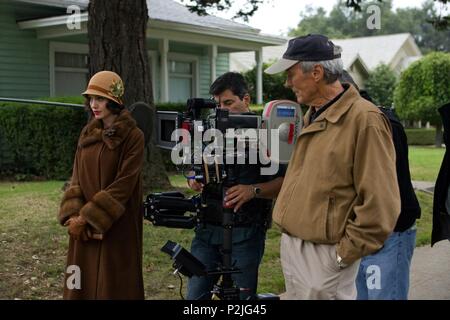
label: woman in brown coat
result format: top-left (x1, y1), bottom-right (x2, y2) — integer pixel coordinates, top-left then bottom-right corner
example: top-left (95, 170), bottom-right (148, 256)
top-left (58, 71), bottom-right (145, 299)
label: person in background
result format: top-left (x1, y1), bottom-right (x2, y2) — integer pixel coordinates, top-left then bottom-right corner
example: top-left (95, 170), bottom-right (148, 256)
top-left (339, 70), bottom-right (421, 300)
top-left (431, 102), bottom-right (450, 246)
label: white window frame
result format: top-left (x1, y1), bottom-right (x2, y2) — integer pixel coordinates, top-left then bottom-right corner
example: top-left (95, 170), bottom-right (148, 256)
top-left (49, 42), bottom-right (89, 97)
top-left (148, 50), bottom-right (158, 101)
top-left (167, 52), bottom-right (200, 99)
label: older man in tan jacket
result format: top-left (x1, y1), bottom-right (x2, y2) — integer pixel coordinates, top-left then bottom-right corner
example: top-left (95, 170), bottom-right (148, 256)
top-left (265, 34), bottom-right (400, 300)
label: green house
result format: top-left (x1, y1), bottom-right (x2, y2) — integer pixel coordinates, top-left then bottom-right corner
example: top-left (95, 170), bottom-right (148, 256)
top-left (0, 0), bottom-right (286, 104)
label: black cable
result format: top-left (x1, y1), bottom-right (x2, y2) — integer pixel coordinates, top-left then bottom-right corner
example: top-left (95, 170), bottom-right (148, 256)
top-left (177, 272), bottom-right (185, 300)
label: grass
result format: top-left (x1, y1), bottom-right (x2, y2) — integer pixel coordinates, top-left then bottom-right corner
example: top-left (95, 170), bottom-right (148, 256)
top-left (0, 146), bottom-right (440, 299)
top-left (0, 181), bottom-right (433, 300)
top-left (0, 181), bottom-right (68, 299)
top-left (409, 146), bottom-right (445, 181)
top-left (415, 191), bottom-right (433, 246)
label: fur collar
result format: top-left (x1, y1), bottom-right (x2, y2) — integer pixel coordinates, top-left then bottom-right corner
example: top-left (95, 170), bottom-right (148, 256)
top-left (78, 109), bottom-right (137, 149)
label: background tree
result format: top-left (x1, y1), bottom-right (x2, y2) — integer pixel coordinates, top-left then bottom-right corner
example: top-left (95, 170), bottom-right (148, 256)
top-left (364, 64), bottom-right (397, 107)
top-left (394, 52), bottom-right (450, 147)
top-left (88, 0), bottom-right (169, 190)
top-left (86, 0), bottom-right (449, 189)
top-left (243, 62), bottom-right (296, 103)
top-left (288, 0), bottom-right (450, 53)
top-left (344, 0), bottom-right (449, 30)
top-left (184, 0), bottom-right (449, 29)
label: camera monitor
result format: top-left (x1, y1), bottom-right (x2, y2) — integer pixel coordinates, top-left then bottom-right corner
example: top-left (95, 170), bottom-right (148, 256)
top-left (154, 111), bottom-right (179, 150)
top-left (161, 240), bottom-right (206, 278)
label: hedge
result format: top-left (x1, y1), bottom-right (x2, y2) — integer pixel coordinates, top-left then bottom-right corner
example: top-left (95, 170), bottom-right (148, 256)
top-left (0, 98), bottom-right (188, 180)
top-left (0, 103), bottom-right (86, 180)
top-left (405, 128), bottom-right (436, 146)
top-left (0, 98), bottom-right (308, 180)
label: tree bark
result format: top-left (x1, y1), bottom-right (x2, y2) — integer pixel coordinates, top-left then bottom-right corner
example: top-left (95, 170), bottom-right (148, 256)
top-left (87, 0), bottom-right (170, 191)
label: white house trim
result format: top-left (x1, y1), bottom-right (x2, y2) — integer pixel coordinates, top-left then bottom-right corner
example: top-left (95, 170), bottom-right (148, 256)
top-left (18, 12), bottom-right (88, 29)
top-left (16, 0), bottom-right (88, 9)
top-left (347, 54), bottom-right (370, 76)
top-left (146, 28), bottom-right (270, 52)
top-left (159, 38), bottom-right (169, 102)
top-left (18, 12), bottom-right (285, 47)
top-left (148, 50), bottom-right (158, 101)
top-left (148, 20), bottom-right (285, 45)
top-left (209, 44), bottom-right (217, 85)
top-left (255, 48), bottom-right (263, 105)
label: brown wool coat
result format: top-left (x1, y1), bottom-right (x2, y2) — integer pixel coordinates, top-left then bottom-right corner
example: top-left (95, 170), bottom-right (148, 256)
top-left (58, 109), bottom-right (145, 299)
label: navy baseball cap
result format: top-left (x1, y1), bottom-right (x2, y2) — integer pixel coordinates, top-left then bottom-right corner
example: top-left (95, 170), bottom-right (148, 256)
top-left (265, 34), bottom-right (342, 74)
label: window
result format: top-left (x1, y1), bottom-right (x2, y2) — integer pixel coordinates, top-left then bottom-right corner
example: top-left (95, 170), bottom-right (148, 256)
top-left (50, 42), bottom-right (89, 97)
top-left (54, 52), bottom-right (89, 96)
top-left (168, 56), bottom-right (198, 103)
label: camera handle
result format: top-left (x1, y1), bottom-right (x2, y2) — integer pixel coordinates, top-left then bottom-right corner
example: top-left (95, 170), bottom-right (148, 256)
top-left (208, 165), bottom-right (243, 300)
top-left (211, 205), bottom-right (240, 300)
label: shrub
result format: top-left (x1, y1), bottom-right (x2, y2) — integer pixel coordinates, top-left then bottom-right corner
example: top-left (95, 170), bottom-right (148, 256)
top-left (0, 102), bottom-right (86, 179)
top-left (243, 63), bottom-right (297, 103)
top-left (365, 64), bottom-right (397, 107)
top-left (405, 128), bottom-right (436, 146)
top-left (0, 98), bottom-right (198, 180)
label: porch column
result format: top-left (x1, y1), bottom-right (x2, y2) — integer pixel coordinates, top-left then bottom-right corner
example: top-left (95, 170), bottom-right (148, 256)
top-left (159, 38), bottom-right (169, 102)
top-left (255, 48), bottom-right (263, 104)
top-left (210, 44), bottom-right (217, 84)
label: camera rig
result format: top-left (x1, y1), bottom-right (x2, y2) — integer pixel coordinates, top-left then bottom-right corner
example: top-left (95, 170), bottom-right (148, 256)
top-left (144, 97), bottom-right (302, 300)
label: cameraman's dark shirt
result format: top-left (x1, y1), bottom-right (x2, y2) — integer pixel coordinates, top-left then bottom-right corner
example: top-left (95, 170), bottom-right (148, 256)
top-left (195, 163), bottom-right (286, 245)
top-left (194, 110), bottom-right (287, 244)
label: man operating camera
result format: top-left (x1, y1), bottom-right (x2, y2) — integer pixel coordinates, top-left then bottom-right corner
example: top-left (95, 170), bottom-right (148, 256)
top-left (186, 72), bottom-right (285, 300)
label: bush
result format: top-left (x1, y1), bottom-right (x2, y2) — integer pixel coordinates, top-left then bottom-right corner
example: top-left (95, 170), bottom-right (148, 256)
top-left (365, 64), bottom-right (397, 107)
top-left (42, 96), bottom-right (85, 105)
top-left (0, 98), bottom-right (198, 180)
top-left (243, 63), bottom-right (297, 103)
top-left (0, 102), bottom-right (86, 180)
top-left (394, 52), bottom-right (450, 126)
top-left (155, 102), bottom-right (186, 112)
top-left (405, 128), bottom-right (436, 146)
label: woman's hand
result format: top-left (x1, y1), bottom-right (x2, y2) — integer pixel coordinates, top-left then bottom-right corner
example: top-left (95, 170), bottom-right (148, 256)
top-left (64, 215), bottom-right (89, 241)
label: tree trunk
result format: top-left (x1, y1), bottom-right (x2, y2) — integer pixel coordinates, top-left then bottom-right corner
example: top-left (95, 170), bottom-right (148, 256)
top-left (88, 0), bottom-right (170, 191)
top-left (435, 123), bottom-right (443, 148)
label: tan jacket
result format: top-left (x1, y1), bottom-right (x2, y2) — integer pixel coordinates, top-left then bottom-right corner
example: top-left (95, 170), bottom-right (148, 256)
top-left (273, 85), bottom-right (400, 264)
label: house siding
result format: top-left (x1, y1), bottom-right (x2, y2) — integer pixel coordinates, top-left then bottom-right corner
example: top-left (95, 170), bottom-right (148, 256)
top-left (199, 53), bottom-right (229, 98)
top-left (147, 41), bottom-right (229, 102)
top-left (0, 2), bottom-right (50, 98)
top-left (0, 1), bottom-right (233, 102)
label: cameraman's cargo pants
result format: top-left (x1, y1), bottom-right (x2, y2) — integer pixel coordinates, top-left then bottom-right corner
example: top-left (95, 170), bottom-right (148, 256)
top-left (280, 232), bottom-right (360, 300)
top-left (187, 225), bottom-right (266, 300)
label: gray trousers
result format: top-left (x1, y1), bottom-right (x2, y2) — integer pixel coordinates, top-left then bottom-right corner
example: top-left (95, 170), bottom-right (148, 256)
top-left (280, 232), bottom-right (360, 300)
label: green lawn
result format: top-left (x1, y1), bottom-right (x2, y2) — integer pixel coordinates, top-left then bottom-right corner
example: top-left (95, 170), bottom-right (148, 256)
top-left (409, 146), bottom-right (445, 182)
top-left (0, 180), bottom-right (434, 300)
top-left (415, 191), bottom-right (434, 246)
top-left (0, 145), bottom-right (442, 299)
